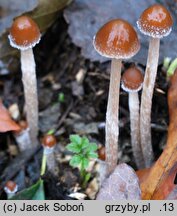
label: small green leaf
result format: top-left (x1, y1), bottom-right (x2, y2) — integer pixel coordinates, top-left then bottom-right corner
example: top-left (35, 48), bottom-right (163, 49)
top-left (81, 158), bottom-right (89, 170)
top-left (86, 143), bottom-right (98, 152)
top-left (32, 180), bottom-right (45, 200)
top-left (10, 179), bottom-right (45, 200)
top-left (163, 57), bottom-right (171, 70)
top-left (81, 137), bottom-right (89, 149)
top-left (87, 152), bottom-right (98, 159)
top-left (70, 135), bottom-right (82, 145)
top-left (167, 58), bottom-right (177, 77)
top-left (58, 92), bottom-right (65, 103)
top-left (66, 143), bottom-right (81, 153)
top-left (70, 155), bottom-right (82, 167)
top-left (85, 173), bottom-right (91, 183)
top-left (47, 129), bottom-right (55, 135)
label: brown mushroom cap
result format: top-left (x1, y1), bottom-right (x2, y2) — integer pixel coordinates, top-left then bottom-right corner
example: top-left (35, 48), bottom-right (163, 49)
top-left (98, 146), bottom-right (105, 161)
top-left (9, 16), bottom-right (41, 50)
top-left (42, 134), bottom-right (57, 148)
top-left (5, 181), bottom-right (17, 192)
top-left (93, 19), bottom-right (140, 59)
top-left (137, 4), bottom-right (173, 38)
top-left (121, 67), bottom-right (144, 92)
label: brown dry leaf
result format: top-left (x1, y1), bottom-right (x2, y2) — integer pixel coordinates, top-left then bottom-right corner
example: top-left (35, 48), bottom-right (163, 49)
top-left (0, 100), bottom-right (20, 132)
top-left (140, 69), bottom-right (177, 200)
top-left (137, 167), bottom-right (176, 199)
top-left (153, 166), bottom-right (177, 199)
top-left (136, 168), bottom-right (150, 185)
top-left (28, 0), bottom-right (72, 32)
top-left (96, 163), bottom-right (141, 200)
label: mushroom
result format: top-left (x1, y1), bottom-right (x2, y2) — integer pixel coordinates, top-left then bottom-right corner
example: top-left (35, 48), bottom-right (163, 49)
top-left (93, 19), bottom-right (140, 175)
top-left (8, 16), bottom-right (41, 146)
top-left (121, 67), bottom-right (144, 169)
top-left (137, 4), bottom-right (173, 167)
top-left (4, 181), bottom-right (18, 199)
top-left (98, 145), bottom-right (105, 161)
top-left (42, 134), bottom-right (58, 176)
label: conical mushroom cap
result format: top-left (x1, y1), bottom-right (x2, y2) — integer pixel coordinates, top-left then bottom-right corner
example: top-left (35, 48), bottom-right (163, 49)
top-left (121, 67), bottom-right (143, 92)
top-left (93, 19), bottom-right (140, 59)
top-left (9, 16), bottom-right (41, 50)
top-left (137, 4), bottom-right (173, 38)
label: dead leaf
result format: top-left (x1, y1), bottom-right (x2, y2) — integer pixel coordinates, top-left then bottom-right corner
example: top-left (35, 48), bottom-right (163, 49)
top-left (0, 100), bottom-right (20, 132)
top-left (96, 163), bottom-right (141, 200)
top-left (137, 167), bottom-right (177, 200)
top-left (28, 0), bottom-right (73, 32)
top-left (86, 178), bottom-right (99, 199)
top-left (140, 69), bottom-right (177, 200)
top-left (152, 166), bottom-right (177, 199)
top-left (64, 0), bottom-right (177, 65)
top-left (136, 168), bottom-right (150, 185)
top-left (0, 0), bottom-right (72, 59)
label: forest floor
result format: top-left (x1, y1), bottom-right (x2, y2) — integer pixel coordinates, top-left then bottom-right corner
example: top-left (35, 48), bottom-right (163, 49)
top-left (0, 15), bottom-right (169, 199)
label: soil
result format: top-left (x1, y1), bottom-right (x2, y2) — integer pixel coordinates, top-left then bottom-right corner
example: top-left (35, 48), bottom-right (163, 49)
top-left (0, 15), bottom-right (169, 199)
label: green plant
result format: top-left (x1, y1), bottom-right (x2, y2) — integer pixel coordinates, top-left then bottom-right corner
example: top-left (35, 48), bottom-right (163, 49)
top-left (66, 134), bottom-right (98, 188)
top-left (167, 58), bottom-right (177, 77)
top-left (58, 92), bottom-right (65, 103)
top-left (163, 57), bottom-right (171, 71)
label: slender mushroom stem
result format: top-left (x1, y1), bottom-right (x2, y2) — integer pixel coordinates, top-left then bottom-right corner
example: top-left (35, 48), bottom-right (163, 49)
top-left (45, 151), bottom-right (57, 175)
top-left (140, 37), bottom-right (160, 167)
top-left (98, 160), bottom-right (107, 185)
top-left (129, 92), bottom-right (144, 169)
top-left (106, 58), bottom-right (121, 175)
top-left (41, 153), bottom-right (47, 176)
top-left (14, 128), bottom-right (31, 152)
top-left (21, 48), bottom-right (38, 146)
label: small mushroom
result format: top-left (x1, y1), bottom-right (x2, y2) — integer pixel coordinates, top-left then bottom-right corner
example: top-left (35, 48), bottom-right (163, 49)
top-left (121, 67), bottom-right (144, 169)
top-left (8, 16), bottom-right (41, 146)
top-left (98, 146), bottom-right (105, 161)
top-left (137, 4), bottom-right (173, 167)
top-left (4, 181), bottom-right (18, 199)
top-left (93, 19), bottom-right (140, 175)
top-left (42, 134), bottom-right (58, 176)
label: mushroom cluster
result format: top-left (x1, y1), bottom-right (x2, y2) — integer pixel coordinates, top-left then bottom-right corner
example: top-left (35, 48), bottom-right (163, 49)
top-left (93, 19), bottom-right (140, 174)
top-left (93, 3), bottom-right (173, 172)
top-left (6, 4), bottom-right (173, 188)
